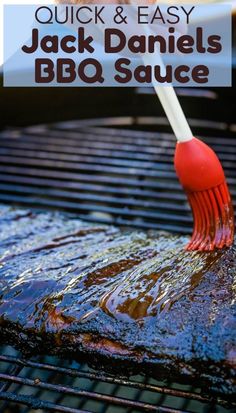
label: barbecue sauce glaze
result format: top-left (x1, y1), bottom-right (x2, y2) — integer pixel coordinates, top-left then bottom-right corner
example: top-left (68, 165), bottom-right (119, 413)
top-left (0, 205), bottom-right (231, 327)
top-left (0, 206), bottom-right (235, 396)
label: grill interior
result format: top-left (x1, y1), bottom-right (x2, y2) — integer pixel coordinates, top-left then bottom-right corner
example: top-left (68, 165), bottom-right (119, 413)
top-left (0, 345), bottom-right (235, 413)
top-left (0, 115), bottom-right (235, 233)
top-left (0, 91), bottom-right (236, 412)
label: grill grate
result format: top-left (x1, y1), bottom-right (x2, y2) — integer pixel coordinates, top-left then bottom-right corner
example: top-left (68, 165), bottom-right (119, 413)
top-left (0, 346), bottom-right (235, 413)
top-left (0, 116), bottom-right (235, 234)
top-left (0, 115), bottom-right (236, 412)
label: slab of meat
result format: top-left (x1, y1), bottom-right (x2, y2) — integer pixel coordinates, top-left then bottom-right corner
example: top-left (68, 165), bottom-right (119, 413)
top-left (0, 205), bottom-right (235, 397)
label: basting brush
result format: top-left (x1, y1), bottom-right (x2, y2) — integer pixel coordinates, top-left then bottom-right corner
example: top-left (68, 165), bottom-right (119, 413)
top-left (56, 0), bottom-right (234, 251)
top-left (139, 1), bottom-right (234, 251)
top-left (154, 85), bottom-right (234, 251)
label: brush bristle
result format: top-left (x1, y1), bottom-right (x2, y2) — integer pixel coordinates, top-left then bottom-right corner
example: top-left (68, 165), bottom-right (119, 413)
top-left (186, 181), bottom-right (234, 251)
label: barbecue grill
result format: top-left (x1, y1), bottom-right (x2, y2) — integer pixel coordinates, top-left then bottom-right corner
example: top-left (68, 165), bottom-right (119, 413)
top-left (0, 85), bottom-right (236, 413)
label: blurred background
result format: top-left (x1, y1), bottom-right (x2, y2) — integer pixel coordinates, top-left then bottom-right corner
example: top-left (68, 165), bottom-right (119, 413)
top-left (0, 0), bottom-right (235, 130)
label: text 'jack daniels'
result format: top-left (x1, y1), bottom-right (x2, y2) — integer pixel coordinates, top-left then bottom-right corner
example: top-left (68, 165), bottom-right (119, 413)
top-left (20, 5), bottom-right (228, 86)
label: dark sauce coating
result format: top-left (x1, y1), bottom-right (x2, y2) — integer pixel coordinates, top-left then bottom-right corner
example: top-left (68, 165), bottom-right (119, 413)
top-left (0, 206), bottom-right (235, 397)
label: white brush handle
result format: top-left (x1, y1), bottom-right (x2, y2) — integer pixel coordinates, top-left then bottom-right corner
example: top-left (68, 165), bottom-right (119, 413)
top-left (153, 86), bottom-right (193, 143)
top-left (142, 48), bottom-right (193, 143)
top-left (139, 5), bottom-right (193, 143)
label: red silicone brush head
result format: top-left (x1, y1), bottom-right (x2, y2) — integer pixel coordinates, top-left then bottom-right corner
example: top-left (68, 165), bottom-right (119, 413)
top-left (174, 137), bottom-right (234, 251)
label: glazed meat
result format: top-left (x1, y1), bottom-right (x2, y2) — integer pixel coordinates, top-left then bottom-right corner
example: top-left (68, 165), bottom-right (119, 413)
top-left (0, 205), bottom-right (235, 397)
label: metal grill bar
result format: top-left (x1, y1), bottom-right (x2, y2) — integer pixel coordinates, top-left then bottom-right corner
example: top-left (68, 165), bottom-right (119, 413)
top-left (0, 365), bottom-right (23, 393)
top-left (0, 141), bottom-right (171, 170)
top-left (0, 391), bottom-right (188, 413)
top-left (0, 158), bottom-right (234, 193)
top-left (1, 140), bottom-right (236, 174)
top-left (0, 180), bottom-right (186, 210)
top-left (1, 352), bottom-right (233, 413)
top-left (0, 135), bottom-right (173, 163)
top-left (3, 129), bottom-right (236, 162)
top-left (0, 167), bottom-right (181, 192)
top-left (0, 391), bottom-right (90, 413)
top-left (1, 373), bottom-right (175, 412)
top-left (0, 195), bottom-right (188, 233)
top-left (53, 116), bottom-right (229, 131)
top-left (0, 355), bottom-right (214, 405)
top-left (0, 155), bottom-right (180, 181)
top-left (0, 186), bottom-right (191, 223)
